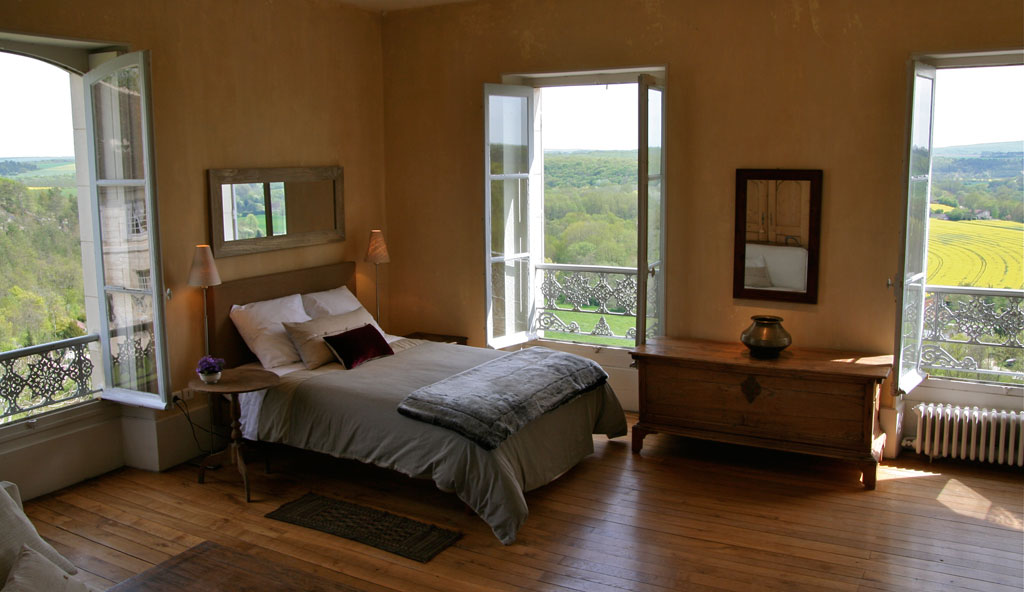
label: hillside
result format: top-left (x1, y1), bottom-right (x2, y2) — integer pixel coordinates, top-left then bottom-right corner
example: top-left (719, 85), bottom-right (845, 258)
top-left (934, 141), bottom-right (1023, 157)
top-left (543, 150), bottom-right (638, 267)
top-left (927, 219), bottom-right (1024, 289)
top-left (0, 176), bottom-right (85, 350)
top-left (0, 157), bottom-right (77, 189)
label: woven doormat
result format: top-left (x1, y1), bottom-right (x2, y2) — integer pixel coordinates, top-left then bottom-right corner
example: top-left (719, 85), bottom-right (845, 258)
top-left (265, 493), bottom-right (461, 563)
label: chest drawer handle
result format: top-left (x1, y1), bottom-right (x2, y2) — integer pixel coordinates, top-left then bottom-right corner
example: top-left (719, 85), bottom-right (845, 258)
top-left (741, 375), bottom-right (762, 403)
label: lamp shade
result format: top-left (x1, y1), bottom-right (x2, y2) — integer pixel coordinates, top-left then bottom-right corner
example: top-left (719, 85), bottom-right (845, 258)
top-left (188, 245), bottom-right (222, 287)
top-left (365, 229), bottom-right (390, 264)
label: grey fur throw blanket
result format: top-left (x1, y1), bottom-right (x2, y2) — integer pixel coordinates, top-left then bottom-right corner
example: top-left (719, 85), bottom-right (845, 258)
top-left (397, 346), bottom-right (608, 450)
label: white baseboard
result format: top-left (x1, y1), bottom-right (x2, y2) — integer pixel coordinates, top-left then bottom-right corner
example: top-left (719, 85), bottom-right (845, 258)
top-left (122, 400), bottom-right (214, 471)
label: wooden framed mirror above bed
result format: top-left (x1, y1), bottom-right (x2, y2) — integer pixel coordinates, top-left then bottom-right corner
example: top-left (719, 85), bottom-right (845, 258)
top-left (206, 262), bottom-right (356, 368)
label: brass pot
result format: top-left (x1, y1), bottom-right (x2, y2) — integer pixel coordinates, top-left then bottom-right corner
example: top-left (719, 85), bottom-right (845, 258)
top-left (740, 315), bottom-right (792, 359)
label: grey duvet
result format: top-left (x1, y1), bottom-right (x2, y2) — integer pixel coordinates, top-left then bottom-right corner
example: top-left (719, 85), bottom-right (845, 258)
top-left (255, 340), bottom-right (627, 544)
top-left (398, 346), bottom-right (609, 450)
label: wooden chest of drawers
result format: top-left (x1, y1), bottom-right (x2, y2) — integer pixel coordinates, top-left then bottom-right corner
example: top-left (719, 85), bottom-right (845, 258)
top-left (631, 338), bottom-right (892, 489)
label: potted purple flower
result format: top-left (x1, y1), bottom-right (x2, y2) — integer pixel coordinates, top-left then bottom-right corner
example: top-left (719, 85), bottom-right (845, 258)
top-left (196, 355), bottom-right (225, 384)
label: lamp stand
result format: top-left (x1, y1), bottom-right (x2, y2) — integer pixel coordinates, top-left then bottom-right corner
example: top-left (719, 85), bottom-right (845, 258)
top-left (201, 285), bottom-right (210, 356)
top-left (374, 263), bottom-right (381, 322)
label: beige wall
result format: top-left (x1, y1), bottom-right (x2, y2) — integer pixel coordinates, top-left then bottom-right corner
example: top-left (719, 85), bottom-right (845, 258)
top-left (380, 0), bottom-right (1023, 358)
top-left (2, 0), bottom-right (1022, 393)
top-left (0, 0), bottom-right (387, 391)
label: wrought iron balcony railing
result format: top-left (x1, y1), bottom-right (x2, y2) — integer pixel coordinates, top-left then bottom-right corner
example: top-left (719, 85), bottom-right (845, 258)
top-left (534, 263), bottom-right (643, 347)
top-left (922, 285), bottom-right (1024, 384)
top-left (0, 334), bottom-right (102, 424)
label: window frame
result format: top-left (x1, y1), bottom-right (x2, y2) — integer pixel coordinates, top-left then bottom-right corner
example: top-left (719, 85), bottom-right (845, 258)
top-left (486, 67), bottom-right (667, 350)
top-left (637, 73), bottom-right (666, 345)
top-left (483, 83), bottom-right (538, 349)
top-left (0, 36), bottom-right (170, 420)
top-left (84, 50), bottom-right (170, 409)
top-left (896, 49), bottom-right (1024, 400)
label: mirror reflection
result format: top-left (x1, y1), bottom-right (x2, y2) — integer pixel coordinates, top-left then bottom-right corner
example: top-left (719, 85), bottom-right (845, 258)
top-left (733, 169), bottom-right (822, 304)
top-left (220, 182), bottom-right (282, 240)
top-left (209, 166), bottom-right (344, 257)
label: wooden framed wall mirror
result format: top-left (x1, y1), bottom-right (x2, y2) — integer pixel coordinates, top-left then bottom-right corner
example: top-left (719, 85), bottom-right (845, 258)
top-left (733, 169), bottom-right (822, 304)
top-left (208, 166), bottom-right (344, 257)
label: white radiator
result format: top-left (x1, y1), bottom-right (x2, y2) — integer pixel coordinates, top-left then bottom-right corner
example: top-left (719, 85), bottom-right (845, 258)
top-left (912, 403), bottom-right (1023, 466)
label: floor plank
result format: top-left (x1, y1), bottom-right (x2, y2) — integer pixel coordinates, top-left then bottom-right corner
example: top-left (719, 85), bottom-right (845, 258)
top-left (23, 414), bottom-right (1023, 592)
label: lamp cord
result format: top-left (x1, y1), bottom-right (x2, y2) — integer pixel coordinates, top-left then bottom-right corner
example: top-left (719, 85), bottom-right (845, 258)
top-left (173, 396), bottom-right (218, 456)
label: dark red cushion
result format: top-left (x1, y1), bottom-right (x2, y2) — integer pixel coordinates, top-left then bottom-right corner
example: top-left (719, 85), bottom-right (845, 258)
top-left (323, 324), bottom-right (394, 369)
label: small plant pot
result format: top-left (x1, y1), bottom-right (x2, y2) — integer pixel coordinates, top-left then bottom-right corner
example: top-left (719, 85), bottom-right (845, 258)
top-left (198, 371), bottom-right (221, 384)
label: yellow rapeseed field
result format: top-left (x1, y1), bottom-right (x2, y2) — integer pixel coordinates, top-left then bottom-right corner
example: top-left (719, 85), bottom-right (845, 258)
top-left (927, 219), bottom-right (1024, 289)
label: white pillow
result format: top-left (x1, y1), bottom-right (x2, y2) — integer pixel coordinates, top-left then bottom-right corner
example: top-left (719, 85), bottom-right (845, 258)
top-left (0, 488), bottom-right (76, 583)
top-left (2, 545), bottom-right (98, 592)
top-left (283, 307), bottom-right (384, 369)
top-left (301, 285), bottom-right (363, 319)
top-left (229, 293), bottom-right (311, 368)
top-left (744, 254), bottom-right (773, 288)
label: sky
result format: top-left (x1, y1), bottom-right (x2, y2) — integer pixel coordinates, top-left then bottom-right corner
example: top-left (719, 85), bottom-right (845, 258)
top-left (541, 84), bottom-right (642, 151)
top-left (933, 65), bottom-right (1024, 148)
top-left (0, 51), bottom-right (1021, 157)
top-left (0, 52), bottom-right (74, 158)
top-left (541, 67), bottom-right (1024, 151)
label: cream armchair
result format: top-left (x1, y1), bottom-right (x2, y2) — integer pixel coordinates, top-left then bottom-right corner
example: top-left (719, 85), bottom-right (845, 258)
top-left (0, 481), bottom-right (100, 591)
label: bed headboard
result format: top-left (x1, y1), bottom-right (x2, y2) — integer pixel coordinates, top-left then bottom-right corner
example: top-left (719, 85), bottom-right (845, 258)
top-left (206, 262), bottom-right (356, 368)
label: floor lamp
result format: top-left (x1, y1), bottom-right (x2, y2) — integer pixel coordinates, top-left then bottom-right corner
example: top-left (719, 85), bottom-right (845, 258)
top-left (365, 229), bottom-right (390, 322)
top-left (188, 245), bottom-right (222, 356)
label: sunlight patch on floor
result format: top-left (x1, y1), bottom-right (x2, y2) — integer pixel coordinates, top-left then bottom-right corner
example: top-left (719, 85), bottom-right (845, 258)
top-left (986, 504), bottom-right (1024, 530)
top-left (877, 464), bottom-right (939, 480)
top-left (937, 478), bottom-right (992, 520)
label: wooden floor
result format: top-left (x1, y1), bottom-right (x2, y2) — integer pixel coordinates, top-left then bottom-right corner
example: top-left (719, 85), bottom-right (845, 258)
top-left (25, 414), bottom-right (1023, 591)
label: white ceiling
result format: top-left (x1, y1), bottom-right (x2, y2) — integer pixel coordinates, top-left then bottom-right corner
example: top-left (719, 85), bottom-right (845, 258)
top-left (341, 0), bottom-right (474, 12)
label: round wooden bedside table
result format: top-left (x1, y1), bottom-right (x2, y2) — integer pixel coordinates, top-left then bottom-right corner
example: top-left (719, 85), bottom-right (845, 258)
top-left (189, 367), bottom-right (280, 502)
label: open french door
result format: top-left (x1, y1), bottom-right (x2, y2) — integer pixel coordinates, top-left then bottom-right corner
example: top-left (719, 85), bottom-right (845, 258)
top-left (637, 74), bottom-right (665, 344)
top-left (484, 84), bottom-right (539, 349)
top-left (85, 51), bottom-right (170, 408)
top-left (895, 61), bottom-right (936, 397)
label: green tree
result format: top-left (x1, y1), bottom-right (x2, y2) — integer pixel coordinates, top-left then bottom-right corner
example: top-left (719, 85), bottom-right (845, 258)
top-left (0, 174), bottom-right (85, 351)
top-left (543, 150), bottom-right (640, 268)
top-left (1, 286), bottom-right (48, 347)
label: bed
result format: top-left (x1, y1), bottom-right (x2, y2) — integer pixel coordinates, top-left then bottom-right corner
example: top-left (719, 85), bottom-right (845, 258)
top-left (206, 263), bottom-right (628, 544)
top-left (743, 242), bottom-right (809, 292)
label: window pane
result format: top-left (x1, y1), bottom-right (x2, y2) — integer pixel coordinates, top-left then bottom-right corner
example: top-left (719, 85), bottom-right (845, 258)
top-left (490, 259), bottom-right (529, 339)
top-left (490, 178), bottom-right (529, 257)
top-left (488, 95), bottom-right (529, 175)
top-left (897, 66), bottom-right (935, 395)
top-left (221, 183), bottom-right (266, 240)
top-left (648, 88), bottom-right (662, 176)
top-left (135, 269), bottom-right (151, 291)
top-left (900, 276), bottom-right (925, 370)
top-left (905, 75), bottom-right (933, 275)
top-left (99, 186), bottom-right (150, 288)
top-left (270, 182), bottom-right (287, 236)
top-left (107, 292), bottom-right (158, 393)
top-left (647, 179), bottom-right (662, 265)
top-left (646, 179), bottom-right (661, 334)
top-left (91, 65), bottom-right (144, 180)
